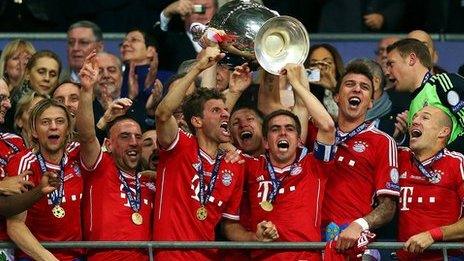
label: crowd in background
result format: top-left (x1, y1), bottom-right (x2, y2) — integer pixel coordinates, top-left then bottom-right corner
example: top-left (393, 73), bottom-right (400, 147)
top-left (0, 0), bottom-right (463, 33)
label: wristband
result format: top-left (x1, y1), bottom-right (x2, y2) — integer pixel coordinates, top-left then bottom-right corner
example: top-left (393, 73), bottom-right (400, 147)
top-left (313, 140), bottom-right (336, 162)
top-left (354, 218), bottom-right (370, 231)
top-left (429, 227), bottom-right (443, 241)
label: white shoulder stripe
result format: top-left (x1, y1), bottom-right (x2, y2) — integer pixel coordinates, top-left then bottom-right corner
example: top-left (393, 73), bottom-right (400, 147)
top-left (18, 151), bottom-right (36, 175)
top-left (370, 128), bottom-right (398, 167)
top-left (444, 150), bottom-right (464, 180)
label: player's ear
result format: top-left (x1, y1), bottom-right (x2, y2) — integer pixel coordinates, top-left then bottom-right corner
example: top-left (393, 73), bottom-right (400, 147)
top-left (438, 126), bottom-right (451, 139)
top-left (104, 138), bottom-right (112, 153)
top-left (191, 116), bottom-right (202, 129)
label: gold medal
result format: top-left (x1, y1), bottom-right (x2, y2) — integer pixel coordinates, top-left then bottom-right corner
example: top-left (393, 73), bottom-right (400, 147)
top-left (259, 201), bottom-right (273, 212)
top-left (196, 206), bottom-right (208, 221)
top-left (52, 205), bottom-right (66, 218)
top-left (131, 212), bottom-right (143, 225)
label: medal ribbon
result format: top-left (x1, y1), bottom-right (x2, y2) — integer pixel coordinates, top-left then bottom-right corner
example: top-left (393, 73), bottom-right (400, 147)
top-left (264, 152), bottom-right (296, 204)
top-left (0, 134), bottom-right (20, 167)
top-left (335, 121), bottom-right (369, 145)
top-left (197, 149), bottom-right (223, 206)
top-left (36, 153), bottom-right (65, 206)
top-left (118, 170), bottom-right (141, 212)
top-left (412, 150), bottom-right (444, 181)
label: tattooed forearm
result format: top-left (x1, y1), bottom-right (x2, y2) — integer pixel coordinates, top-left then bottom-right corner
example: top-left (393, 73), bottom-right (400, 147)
top-left (364, 195), bottom-right (396, 230)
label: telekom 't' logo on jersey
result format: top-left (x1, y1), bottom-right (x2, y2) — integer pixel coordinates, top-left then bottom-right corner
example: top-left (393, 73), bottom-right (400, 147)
top-left (190, 174), bottom-right (222, 207)
top-left (400, 186), bottom-right (436, 211)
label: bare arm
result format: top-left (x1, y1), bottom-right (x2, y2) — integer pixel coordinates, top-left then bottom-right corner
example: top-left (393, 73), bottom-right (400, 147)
top-left (222, 219), bottom-right (278, 242)
top-left (76, 51), bottom-right (101, 168)
top-left (364, 195), bottom-right (396, 229)
top-left (155, 46), bottom-right (224, 148)
top-left (258, 70), bottom-right (286, 115)
top-left (285, 64), bottom-right (335, 145)
top-left (404, 215), bottom-right (464, 254)
top-left (7, 211), bottom-right (58, 261)
top-left (224, 63), bottom-right (252, 111)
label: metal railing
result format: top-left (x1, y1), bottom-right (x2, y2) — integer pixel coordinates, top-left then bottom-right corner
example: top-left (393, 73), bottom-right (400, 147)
top-left (0, 241), bottom-right (461, 261)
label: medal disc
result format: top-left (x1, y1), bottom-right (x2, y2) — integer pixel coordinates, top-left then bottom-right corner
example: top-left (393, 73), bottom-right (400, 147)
top-left (131, 212), bottom-right (143, 225)
top-left (259, 201), bottom-right (273, 212)
top-left (52, 205), bottom-right (66, 218)
top-left (196, 206), bottom-right (208, 221)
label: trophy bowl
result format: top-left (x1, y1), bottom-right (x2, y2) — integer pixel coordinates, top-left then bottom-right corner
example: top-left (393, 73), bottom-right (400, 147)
top-left (192, 0), bottom-right (309, 74)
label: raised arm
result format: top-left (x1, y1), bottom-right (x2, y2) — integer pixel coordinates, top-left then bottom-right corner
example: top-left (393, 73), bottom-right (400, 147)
top-left (76, 51), bottom-right (101, 168)
top-left (258, 70), bottom-right (286, 115)
top-left (224, 63), bottom-right (252, 111)
top-left (284, 64), bottom-right (335, 145)
top-left (155, 46), bottom-right (224, 148)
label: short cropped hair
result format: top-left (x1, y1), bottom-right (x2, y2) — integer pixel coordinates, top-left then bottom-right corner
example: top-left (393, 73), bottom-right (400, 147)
top-left (386, 38), bottom-right (432, 70)
top-left (182, 87), bottom-right (225, 135)
top-left (335, 61), bottom-right (374, 98)
top-left (68, 20), bottom-right (103, 42)
top-left (262, 109), bottom-right (301, 138)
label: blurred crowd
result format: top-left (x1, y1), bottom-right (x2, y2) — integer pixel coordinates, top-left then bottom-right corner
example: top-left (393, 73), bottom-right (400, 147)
top-left (0, 0), bottom-right (463, 33)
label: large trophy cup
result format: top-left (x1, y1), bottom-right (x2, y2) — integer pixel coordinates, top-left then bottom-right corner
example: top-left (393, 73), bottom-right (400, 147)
top-left (191, 0), bottom-right (309, 75)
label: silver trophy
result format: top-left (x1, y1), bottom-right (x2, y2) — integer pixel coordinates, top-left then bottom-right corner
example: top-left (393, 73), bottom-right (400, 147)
top-left (191, 0), bottom-right (309, 75)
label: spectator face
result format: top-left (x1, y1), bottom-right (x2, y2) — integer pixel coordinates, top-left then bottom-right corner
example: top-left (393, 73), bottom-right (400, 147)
top-left (0, 79), bottom-right (11, 124)
top-left (16, 96), bottom-right (44, 143)
top-left (386, 49), bottom-right (415, 92)
top-left (264, 114), bottom-right (299, 165)
top-left (195, 99), bottom-right (230, 143)
top-left (230, 108), bottom-right (263, 156)
top-left (67, 27), bottom-right (102, 71)
top-left (184, 0), bottom-right (216, 28)
top-left (53, 83), bottom-right (80, 118)
top-left (5, 50), bottom-right (32, 85)
top-left (141, 130), bottom-right (159, 171)
top-left (32, 106), bottom-right (70, 154)
top-left (216, 64), bottom-right (231, 92)
top-left (335, 73), bottom-right (373, 121)
top-left (26, 57), bottom-right (60, 95)
top-left (375, 36), bottom-right (399, 73)
top-left (106, 119), bottom-right (143, 172)
top-left (121, 31), bottom-right (154, 65)
top-left (308, 47), bottom-right (336, 79)
top-left (96, 53), bottom-right (122, 99)
top-left (409, 106), bottom-right (450, 154)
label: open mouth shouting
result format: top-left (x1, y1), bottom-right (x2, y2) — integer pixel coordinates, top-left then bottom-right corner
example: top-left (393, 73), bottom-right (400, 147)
top-left (277, 139), bottom-right (290, 152)
top-left (348, 97), bottom-right (361, 108)
top-left (48, 134), bottom-right (61, 144)
top-left (410, 128), bottom-right (423, 141)
top-left (220, 121), bottom-right (230, 136)
top-left (240, 130), bottom-right (253, 141)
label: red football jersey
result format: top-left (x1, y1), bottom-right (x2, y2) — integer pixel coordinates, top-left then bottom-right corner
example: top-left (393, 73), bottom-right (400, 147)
top-left (153, 129), bottom-right (245, 260)
top-left (81, 152), bottom-right (155, 261)
top-left (0, 132), bottom-right (26, 241)
top-left (5, 146), bottom-right (83, 261)
top-left (397, 148), bottom-right (464, 260)
top-left (322, 123), bottom-right (400, 226)
top-left (245, 148), bottom-right (331, 261)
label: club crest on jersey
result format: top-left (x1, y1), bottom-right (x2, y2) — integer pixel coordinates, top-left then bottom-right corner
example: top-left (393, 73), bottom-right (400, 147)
top-left (390, 168), bottom-right (399, 184)
top-left (399, 171), bottom-right (407, 179)
top-left (221, 170), bottom-right (233, 186)
top-left (428, 170), bottom-right (443, 184)
top-left (352, 141), bottom-right (368, 153)
top-left (290, 165), bottom-right (302, 176)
